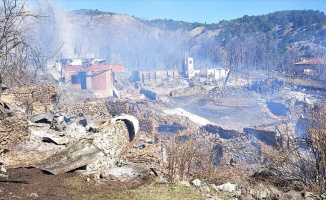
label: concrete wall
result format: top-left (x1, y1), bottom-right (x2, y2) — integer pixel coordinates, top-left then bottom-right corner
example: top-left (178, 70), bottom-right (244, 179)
top-left (132, 70), bottom-right (182, 83)
top-left (199, 68), bottom-right (229, 79)
top-left (65, 65), bottom-right (117, 97)
top-left (91, 70), bottom-right (114, 97)
top-left (184, 58), bottom-right (195, 78)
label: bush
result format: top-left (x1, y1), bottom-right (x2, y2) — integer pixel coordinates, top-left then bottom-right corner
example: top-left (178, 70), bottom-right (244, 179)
top-left (165, 132), bottom-right (219, 183)
top-left (265, 100), bottom-right (326, 193)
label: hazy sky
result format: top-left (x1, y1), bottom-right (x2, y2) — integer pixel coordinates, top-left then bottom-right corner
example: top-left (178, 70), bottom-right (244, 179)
top-left (29, 0), bottom-right (326, 23)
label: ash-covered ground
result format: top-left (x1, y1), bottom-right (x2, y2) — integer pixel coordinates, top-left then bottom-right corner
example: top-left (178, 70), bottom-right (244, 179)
top-left (1, 70), bottom-right (325, 199)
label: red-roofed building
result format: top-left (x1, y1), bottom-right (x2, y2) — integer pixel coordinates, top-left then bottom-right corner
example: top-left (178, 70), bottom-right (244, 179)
top-left (65, 64), bottom-right (123, 97)
top-left (294, 58), bottom-right (326, 75)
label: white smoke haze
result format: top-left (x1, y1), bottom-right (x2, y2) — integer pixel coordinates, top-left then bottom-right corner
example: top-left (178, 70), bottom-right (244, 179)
top-left (24, 2), bottom-right (199, 70)
top-left (24, 1), bottom-right (326, 75)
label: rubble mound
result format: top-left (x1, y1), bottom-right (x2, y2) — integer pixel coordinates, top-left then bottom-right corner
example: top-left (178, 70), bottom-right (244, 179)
top-left (0, 101), bottom-right (29, 152)
top-left (170, 85), bottom-right (206, 97)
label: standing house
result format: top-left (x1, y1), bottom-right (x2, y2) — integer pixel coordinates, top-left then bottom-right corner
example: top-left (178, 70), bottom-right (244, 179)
top-left (293, 58), bottom-right (326, 76)
top-left (65, 64), bottom-right (123, 97)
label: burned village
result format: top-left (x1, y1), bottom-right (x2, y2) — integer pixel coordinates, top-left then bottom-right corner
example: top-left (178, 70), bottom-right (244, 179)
top-left (1, 1), bottom-right (326, 199)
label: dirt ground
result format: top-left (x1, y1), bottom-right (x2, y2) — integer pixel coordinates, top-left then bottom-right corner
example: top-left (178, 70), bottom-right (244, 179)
top-left (0, 167), bottom-right (80, 200)
top-left (0, 167), bottom-right (203, 200)
top-left (0, 167), bottom-right (146, 200)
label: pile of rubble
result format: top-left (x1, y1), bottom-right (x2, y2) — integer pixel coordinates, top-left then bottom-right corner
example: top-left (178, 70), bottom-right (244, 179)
top-left (1, 85), bottom-right (62, 152)
top-left (0, 84), bottom-right (149, 179)
top-left (105, 99), bottom-right (131, 116)
top-left (33, 116), bottom-right (136, 175)
top-left (59, 100), bottom-right (109, 120)
top-left (170, 85), bottom-right (207, 97)
top-left (0, 100), bottom-right (29, 152)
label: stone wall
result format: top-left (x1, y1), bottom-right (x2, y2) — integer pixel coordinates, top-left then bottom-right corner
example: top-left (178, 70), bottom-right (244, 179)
top-left (105, 100), bottom-right (130, 116)
top-left (59, 101), bottom-right (110, 120)
top-left (87, 120), bottom-right (130, 172)
top-left (0, 85), bottom-right (59, 151)
top-left (0, 101), bottom-right (29, 151)
top-left (13, 85), bottom-right (59, 114)
top-left (139, 119), bottom-right (155, 133)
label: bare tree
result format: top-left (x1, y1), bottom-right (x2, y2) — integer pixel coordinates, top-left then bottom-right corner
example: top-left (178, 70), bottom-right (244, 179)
top-left (0, 0), bottom-right (36, 87)
top-left (265, 100), bottom-right (326, 193)
top-left (28, 0), bottom-right (66, 72)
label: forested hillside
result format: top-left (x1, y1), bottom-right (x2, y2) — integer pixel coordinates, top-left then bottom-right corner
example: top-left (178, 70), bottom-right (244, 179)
top-left (143, 10), bottom-right (326, 72)
top-left (26, 2), bottom-right (326, 75)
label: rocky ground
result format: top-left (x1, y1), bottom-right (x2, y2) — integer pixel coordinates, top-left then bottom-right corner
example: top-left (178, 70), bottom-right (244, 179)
top-left (1, 71), bottom-right (326, 199)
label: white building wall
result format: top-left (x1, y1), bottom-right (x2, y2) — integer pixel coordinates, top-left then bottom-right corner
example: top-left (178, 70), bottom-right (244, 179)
top-left (186, 58), bottom-right (195, 78)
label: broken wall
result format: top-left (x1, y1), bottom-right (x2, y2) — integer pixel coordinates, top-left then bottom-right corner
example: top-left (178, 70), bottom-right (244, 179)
top-left (170, 86), bottom-right (206, 97)
top-left (139, 119), bottom-right (156, 133)
top-left (14, 85), bottom-right (59, 115)
top-left (105, 100), bottom-right (130, 116)
top-left (0, 101), bottom-right (29, 151)
top-left (59, 100), bottom-right (109, 120)
top-left (0, 85), bottom-right (58, 151)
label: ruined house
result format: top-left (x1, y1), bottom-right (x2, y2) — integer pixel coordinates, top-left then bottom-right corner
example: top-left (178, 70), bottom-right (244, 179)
top-left (182, 57), bottom-right (195, 79)
top-left (200, 68), bottom-right (229, 79)
top-left (65, 64), bottom-right (123, 97)
top-left (129, 70), bottom-right (181, 83)
top-left (293, 58), bottom-right (326, 76)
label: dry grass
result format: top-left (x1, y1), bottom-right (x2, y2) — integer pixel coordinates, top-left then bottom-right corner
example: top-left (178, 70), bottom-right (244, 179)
top-left (64, 174), bottom-right (203, 200)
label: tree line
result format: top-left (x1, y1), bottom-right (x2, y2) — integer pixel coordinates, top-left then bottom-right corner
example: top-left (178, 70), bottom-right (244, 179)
top-left (1, 0), bottom-right (326, 83)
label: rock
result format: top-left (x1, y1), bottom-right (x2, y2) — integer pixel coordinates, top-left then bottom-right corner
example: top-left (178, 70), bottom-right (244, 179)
top-left (0, 165), bottom-right (6, 173)
top-left (201, 185), bottom-right (211, 192)
top-left (210, 184), bottom-right (218, 192)
top-left (205, 196), bottom-right (223, 200)
top-left (159, 176), bottom-right (167, 184)
top-left (192, 179), bottom-right (201, 187)
top-left (204, 194), bottom-right (214, 200)
top-left (0, 165), bottom-right (7, 178)
top-left (134, 144), bottom-right (146, 149)
top-left (28, 193), bottom-right (39, 199)
top-left (302, 191), bottom-right (315, 200)
top-left (94, 174), bottom-right (100, 180)
top-left (179, 180), bottom-right (190, 187)
top-left (216, 182), bottom-right (236, 192)
top-left (235, 190), bottom-right (242, 198)
top-left (116, 160), bottom-right (123, 167)
top-left (285, 190), bottom-right (302, 200)
top-left (0, 173), bottom-right (8, 178)
top-left (249, 188), bottom-right (269, 199)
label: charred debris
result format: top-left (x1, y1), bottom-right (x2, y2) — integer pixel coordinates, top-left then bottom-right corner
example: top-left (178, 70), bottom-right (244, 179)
top-left (0, 55), bottom-right (325, 198)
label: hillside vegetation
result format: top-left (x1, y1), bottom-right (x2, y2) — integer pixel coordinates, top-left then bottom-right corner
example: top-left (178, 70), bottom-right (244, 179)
top-left (26, 2), bottom-right (326, 77)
